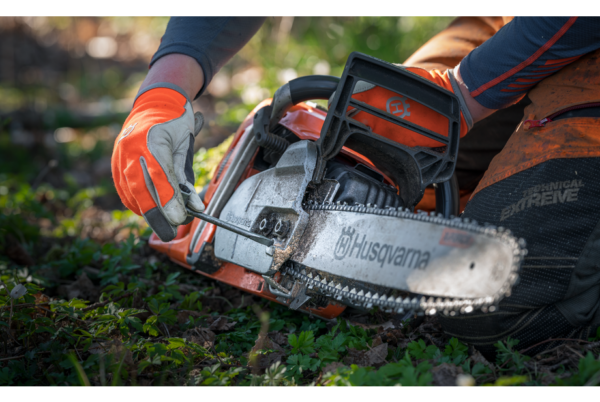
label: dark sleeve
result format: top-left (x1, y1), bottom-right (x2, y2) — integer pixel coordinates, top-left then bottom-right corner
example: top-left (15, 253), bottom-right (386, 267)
top-left (151, 17), bottom-right (267, 98)
top-left (460, 17), bottom-right (600, 109)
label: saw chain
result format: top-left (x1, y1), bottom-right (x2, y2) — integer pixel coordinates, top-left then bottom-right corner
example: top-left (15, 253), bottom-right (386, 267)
top-left (277, 201), bottom-right (526, 316)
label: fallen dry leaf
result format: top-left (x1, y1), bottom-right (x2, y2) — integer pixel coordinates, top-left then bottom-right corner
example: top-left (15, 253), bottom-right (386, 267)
top-left (343, 343), bottom-right (388, 367)
top-left (209, 316), bottom-right (237, 332)
top-left (250, 333), bottom-right (286, 369)
top-left (183, 327), bottom-right (216, 349)
top-left (431, 363), bottom-right (464, 386)
top-left (366, 343), bottom-right (388, 366)
top-left (323, 362), bottom-right (347, 374)
top-left (268, 331), bottom-right (287, 346)
top-left (470, 348), bottom-right (493, 369)
top-left (57, 272), bottom-right (99, 302)
top-left (349, 320), bottom-right (395, 332)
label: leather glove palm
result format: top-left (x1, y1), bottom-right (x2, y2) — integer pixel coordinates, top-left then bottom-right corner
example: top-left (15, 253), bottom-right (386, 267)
top-left (111, 84), bottom-right (205, 242)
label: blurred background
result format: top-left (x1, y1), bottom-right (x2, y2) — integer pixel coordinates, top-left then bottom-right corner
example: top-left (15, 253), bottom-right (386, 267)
top-left (0, 16), bottom-right (453, 247)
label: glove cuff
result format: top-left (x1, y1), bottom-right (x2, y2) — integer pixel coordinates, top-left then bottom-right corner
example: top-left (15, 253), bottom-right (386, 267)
top-left (135, 82), bottom-right (191, 105)
top-left (447, 68), bottom-right (474, 131)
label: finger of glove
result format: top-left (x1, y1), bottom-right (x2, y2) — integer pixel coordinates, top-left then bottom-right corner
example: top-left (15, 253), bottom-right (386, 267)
top-left (182, 181), bottom-right (205, 213)
top-left (172, 133), bottom-right (205, 214)
top-left (139, 156), bottom-right (179, 242)
top-left (194, 111), bottom-right (204, 137)
top-left (144, 103), bottom-right (196, 226)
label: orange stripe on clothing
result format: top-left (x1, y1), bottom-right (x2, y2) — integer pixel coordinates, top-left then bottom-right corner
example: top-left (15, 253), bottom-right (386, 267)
top-left (544, 55), bottom-right (581, 65)
top-left (501, 88), bottom-right (530, 93)
top-left (532, 67), bottom-right (564, 73)
top-left (517, 78), bottom-right (543, 83)
top-left (508, 82), bottom-right (537, 88)
top-left (522, 72), bottom-right (557, 78)
top-left (533, 64), bottom-right (570, 71)
top-left (470, 17), bottom-right (578, 97)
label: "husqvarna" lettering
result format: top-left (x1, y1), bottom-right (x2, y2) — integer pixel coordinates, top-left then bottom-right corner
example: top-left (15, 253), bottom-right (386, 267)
top-left (333, 227), bottom-right (429, 270)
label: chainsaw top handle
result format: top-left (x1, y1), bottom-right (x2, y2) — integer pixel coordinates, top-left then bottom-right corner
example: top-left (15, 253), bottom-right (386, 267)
top-left (316, 52), bottom-right (462, 211)
top-left (269, 75), bottom-right (340, 131)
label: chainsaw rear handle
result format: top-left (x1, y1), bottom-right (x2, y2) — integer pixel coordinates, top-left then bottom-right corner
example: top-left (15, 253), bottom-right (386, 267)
top-left (269, 75), bottom-right (340, 131)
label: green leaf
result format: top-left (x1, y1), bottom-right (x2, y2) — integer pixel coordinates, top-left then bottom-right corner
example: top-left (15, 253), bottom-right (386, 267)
top-left (167, 338), bottom-right (186, 349)
top-left (288, 331), bottom-right (315, 355)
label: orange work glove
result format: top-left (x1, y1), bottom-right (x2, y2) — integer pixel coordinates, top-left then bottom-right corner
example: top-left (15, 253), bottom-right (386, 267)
top-left (347, 67), bottom-right (473, 148)
top-left (111, 84), bottom-right (205, 242)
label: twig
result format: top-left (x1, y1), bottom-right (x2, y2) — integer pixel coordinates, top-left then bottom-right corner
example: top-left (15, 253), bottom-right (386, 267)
top-left (546, 358), bottom-right (573, 372)
top-left (162, 323), bottom-right (171, 338)
top-left (584, 340), bottom-right (600, 350)
top-left (519, 338), bottom-right (592, 355)
top-left (565, 345), bottom-right (585, 359)
top-left (82, 289), bottom-right (138, 312)
top-left (0, 354), bottom-right (25, 362)
top-left (0, 302), bottom-right (51, 311)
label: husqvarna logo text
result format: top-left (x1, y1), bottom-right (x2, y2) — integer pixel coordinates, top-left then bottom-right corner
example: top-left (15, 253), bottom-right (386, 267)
top-left (333, 226), bottom-right (429, 270)
top-left (334, 227), bottom-right (355, 259)
top-left (386, 96), bottom-right (411, 119)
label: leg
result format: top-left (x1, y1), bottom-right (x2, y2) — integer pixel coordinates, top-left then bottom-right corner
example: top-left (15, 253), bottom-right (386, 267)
top-left (438, 158), bottom-right (600, 358)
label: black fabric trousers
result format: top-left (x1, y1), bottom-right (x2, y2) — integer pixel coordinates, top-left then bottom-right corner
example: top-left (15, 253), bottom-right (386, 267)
top-left (439, 158), bottom-right (600, 359)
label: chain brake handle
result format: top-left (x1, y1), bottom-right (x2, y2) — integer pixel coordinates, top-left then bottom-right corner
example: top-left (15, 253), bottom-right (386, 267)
top-left (315, 52), bottom-right (461, 216)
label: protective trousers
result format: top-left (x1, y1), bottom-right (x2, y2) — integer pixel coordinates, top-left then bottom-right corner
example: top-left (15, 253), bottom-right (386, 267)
top-left (439, 49), bottom-right (600, 358)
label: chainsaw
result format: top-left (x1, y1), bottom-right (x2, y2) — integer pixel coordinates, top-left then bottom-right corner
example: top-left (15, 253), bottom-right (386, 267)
top-left (150, 52), bottom-right (526, 320)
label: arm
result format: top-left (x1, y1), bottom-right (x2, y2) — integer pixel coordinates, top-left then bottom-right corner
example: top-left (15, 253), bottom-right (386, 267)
top-left (407, 17), bottom-right (600, 126)
top-left (145, 17), bottom-right (266, 99)
top-left (112, 17), bottom-right (266, 242)
top-left (458, 17), bottom-right (600, 122)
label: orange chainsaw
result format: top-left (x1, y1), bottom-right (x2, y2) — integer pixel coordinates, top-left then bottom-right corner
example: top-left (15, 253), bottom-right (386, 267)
top-left (149, 52), bottom-right (525, 320)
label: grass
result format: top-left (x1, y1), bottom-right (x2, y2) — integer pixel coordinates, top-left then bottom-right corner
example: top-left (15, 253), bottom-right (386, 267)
top-left (2, 140), bottom-right (600, 386)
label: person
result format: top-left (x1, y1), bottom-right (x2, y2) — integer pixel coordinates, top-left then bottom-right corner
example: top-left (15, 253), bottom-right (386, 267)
top-left (111, 17), bottom-right (600, 358)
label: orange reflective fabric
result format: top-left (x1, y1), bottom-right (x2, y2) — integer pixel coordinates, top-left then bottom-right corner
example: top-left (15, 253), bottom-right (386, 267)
top-left (414, 187), bottom-right (471, 213)
top-left (404, 17), bottom-right (509, 71)
top-left (111, 87), bottom-right (188, 215)
top-left (472, 49), bottom-right (600, 197)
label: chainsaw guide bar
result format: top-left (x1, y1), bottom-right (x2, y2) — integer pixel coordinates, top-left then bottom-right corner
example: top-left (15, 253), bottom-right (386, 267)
top-left (276, 201), bottom-right (526, 316)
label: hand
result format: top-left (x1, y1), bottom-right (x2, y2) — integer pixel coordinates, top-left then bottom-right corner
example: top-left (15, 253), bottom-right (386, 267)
top-left (111, 84), bottom-right (205, 242)
top-left (349, 67), bottom-right (475, 147)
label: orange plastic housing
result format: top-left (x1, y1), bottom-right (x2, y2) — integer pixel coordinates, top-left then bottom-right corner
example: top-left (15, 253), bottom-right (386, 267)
top-left (149, 100), bottom-right (434, 320)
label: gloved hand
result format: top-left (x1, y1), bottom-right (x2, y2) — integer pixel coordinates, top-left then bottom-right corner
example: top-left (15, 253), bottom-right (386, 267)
top-left (347, 67), bottom-right (473, 148)
top-left (111, 84), bottom-right (205, 242)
